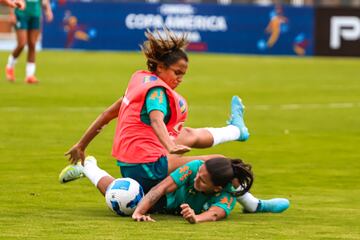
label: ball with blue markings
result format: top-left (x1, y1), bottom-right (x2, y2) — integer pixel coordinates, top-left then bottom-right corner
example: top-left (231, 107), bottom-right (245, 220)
top-left (105, 178), bottom-right (144, 216)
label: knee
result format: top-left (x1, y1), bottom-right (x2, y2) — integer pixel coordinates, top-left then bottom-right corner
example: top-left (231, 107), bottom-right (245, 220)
top-left (183, 127), bottom-right (195, 137)
top-left (182, 128), bottom-right (198, 145)
top-left (16, 41), bottom-right (26, 50)
top-left (27, 42), bottom-right (36, 51)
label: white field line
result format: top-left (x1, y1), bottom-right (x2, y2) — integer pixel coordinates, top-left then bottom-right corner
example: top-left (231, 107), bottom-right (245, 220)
top-left (0, 103), bottom-right (360, 112)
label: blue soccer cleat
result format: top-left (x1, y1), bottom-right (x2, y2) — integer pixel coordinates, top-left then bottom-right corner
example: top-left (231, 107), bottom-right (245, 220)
top-left (256, 198), bottom-right (290, 213)
top-left (228, 96), bottom-right (250, 141)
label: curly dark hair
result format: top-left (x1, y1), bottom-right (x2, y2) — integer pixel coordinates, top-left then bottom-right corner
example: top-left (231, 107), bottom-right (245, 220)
top-left (140, 28), bottom-right (189, 72)
top-left (205, 157), bottom-right (254, 196)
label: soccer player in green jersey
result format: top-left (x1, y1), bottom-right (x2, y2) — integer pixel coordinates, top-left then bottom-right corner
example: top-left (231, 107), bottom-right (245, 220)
top-left (63, 156), bottom-right (255, 224)
top-left (60, 155), bottom-right (290, 222)
top-left (132, 157), bottom-right (253, 223)
top-left (5, 0), bottom-right (53, 84)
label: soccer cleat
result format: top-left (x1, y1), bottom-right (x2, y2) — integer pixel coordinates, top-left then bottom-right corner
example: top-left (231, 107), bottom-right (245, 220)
top-left (25, 75), bottom-right (39, 84)
top-left (256, 198), bottom-right (290, 213)
top-left (58, 156), bottom-right (97, 183)
top-left (228, 96), bottom-right (250, 141)
top-left (59, 162), bottom-right (84, 184)
top-left (5, 67), bottom-right (15, 82)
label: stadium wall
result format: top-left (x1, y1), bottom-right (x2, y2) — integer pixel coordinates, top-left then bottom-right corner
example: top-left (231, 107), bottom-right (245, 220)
top-left (43, 2), bottom-right (314, 56)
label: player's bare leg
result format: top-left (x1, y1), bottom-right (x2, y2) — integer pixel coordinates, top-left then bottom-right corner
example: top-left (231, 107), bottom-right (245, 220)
top-left (6, 30), bottom-right (26, 81)
top-left (174, 127), bottom-right (214, 148)
top-left (25, 29), bottom-right (40, 84)
top-left (12, 30), bottom-right (27, 58)
top-left (175, 96), bottom-right (250, 148)
top-left (167, 153), bottom-right (225, 174)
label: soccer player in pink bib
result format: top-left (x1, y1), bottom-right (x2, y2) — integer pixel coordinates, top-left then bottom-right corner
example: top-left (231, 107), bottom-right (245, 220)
top-left (60, 29), bottom-right (289, 214)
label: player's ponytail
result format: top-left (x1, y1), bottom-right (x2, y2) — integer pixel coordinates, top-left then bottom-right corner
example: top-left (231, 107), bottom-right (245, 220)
top-left (205, 157), bottom-right (254, 195)
top-left (231, 159), bottom-right (253, 196)
top-left (140, 28), bottom-right (188, 72)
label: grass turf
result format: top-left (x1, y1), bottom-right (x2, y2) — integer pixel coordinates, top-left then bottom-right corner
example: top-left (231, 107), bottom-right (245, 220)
top-left (0, 51), bottom-right (359, 239)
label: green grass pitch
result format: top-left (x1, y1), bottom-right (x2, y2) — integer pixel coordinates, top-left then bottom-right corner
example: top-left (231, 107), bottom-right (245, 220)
top-left (0, 51), bottom-right (359, 239)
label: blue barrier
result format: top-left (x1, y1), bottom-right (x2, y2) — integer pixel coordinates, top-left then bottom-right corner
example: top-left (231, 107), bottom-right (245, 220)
top-left (43, 2), bottom-right (314, 56)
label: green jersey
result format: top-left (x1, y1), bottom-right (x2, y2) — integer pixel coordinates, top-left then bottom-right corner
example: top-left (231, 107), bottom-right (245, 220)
top-left (15, 0), bottom-right (42, 17)
top-left (140, 87), bottom-right (170, 125)
top-left (166, 160), bottom-right (236, 216)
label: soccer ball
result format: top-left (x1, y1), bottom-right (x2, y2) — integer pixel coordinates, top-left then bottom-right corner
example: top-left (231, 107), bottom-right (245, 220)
top-left (105, 178), bottom-right (144, 216)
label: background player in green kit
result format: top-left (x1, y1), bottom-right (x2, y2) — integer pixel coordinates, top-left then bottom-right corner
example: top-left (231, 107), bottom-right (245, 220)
top-left (5, 0), bottom-right (53, 84)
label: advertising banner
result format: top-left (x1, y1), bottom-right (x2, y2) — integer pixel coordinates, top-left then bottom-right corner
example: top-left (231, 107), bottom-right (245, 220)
top-left (315, 8), bottom-right (360, 56)
top-left (43, 2), bottom-right (314, 56)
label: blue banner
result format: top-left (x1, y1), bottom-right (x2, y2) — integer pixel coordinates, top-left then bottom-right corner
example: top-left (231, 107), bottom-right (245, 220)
top-left (43, 2), bottom-right (314, 56)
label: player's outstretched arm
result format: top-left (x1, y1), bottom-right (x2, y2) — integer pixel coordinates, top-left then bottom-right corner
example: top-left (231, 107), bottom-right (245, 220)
top-left (149, 110), bottom-right (191, 155)
top-left (132, 176), bottom-right (177, 222)
top-left (65, 97), bottom-right (123, 165)
top-left (180, 204), bottom-right (226, 224)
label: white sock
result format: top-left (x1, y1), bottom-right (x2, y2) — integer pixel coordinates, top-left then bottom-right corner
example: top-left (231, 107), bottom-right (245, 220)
top-left (236, 192), bottom-right (260, 212)
top-left (7, 55), bottom-right (17, 68)
top-left (83, 160), bottom-right (110, 187)
top-left (205, 125), bottom-right (240, 146)
top-left (26, 62), bottom-right (36, 77)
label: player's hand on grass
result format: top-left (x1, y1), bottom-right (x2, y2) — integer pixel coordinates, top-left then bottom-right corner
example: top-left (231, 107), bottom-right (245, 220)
top-left (180, 204), bottom-right (198, 224)
top-left (65, 143), bottom-right (85, 165)
top-left (132, 213), bottom-right (156, 222)
top-left (169, 144), bottom-right (191, 155)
